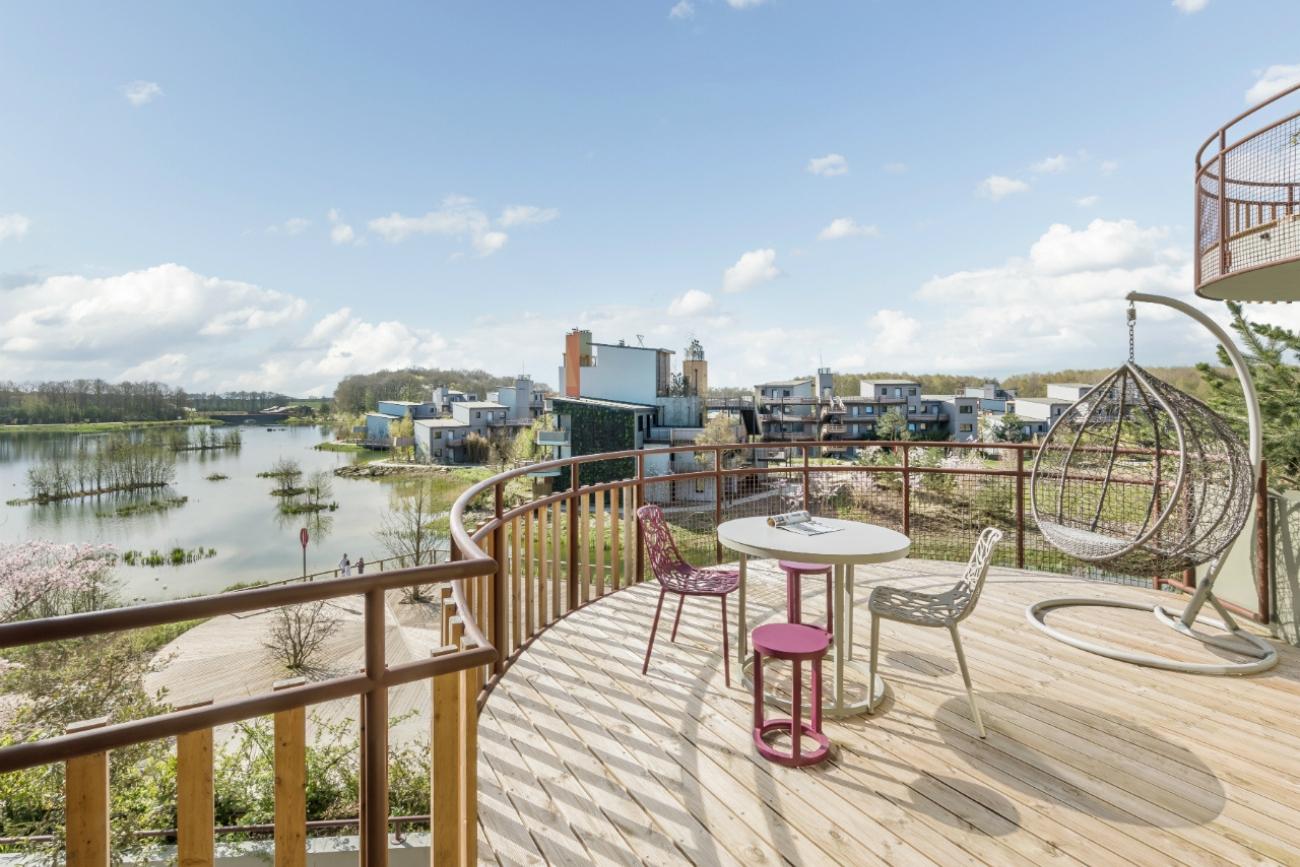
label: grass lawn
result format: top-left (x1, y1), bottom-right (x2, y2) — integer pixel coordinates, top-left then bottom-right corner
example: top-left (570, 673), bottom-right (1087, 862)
top-left (0, 418), bottom-right (217, 433)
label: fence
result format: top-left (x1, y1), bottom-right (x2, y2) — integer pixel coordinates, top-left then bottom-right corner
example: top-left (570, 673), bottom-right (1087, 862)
top-left (0, 439), bottom-right (1271, 864)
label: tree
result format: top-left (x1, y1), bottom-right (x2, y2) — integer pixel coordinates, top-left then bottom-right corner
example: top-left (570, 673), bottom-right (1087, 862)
top-left (305, 471), bottom-right (334, 511)
top-left (694, 414), bottom-right (743, 469)
top-left (876, 408), bottom-right (910, 442)
top-left (1199, 300), bottom-right (1300, 488)
top-left (374, 481), bottom-right (443, 602)
top-left (490, 433), bottom-right (516, 470)
top-left (263, 601), bottom-right (338, 673)
top-left (391, 416), bottom-right (415, 460)
top-left (985, 412), bottom-right (1027, 443)
top-left (462, 433), bottom-right (490, 464)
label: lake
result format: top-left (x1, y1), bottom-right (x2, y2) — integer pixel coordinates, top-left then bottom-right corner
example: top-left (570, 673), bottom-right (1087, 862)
top-left (0, 425), bottom-right (428, 602)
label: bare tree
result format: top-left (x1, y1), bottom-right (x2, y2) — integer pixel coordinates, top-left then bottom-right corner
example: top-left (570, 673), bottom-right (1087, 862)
top-left (305, 470), bottom-right (334, 510)
top-left (263, 601), bottom-right (338, 673)
top-left (374, 481), bottom-right (443, 602)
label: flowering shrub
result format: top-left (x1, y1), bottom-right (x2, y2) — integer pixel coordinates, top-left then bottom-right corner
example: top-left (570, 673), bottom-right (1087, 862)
top-left (0, 541), bottom-right (116, 623)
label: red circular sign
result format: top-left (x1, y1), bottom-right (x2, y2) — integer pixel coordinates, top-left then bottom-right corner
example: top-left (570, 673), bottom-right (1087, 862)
top-left (299, 528), bottom-right (309, 548)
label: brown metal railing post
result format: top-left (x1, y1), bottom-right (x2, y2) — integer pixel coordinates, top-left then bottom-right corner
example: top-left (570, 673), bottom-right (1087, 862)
top-left (1256, 459), bottom-right (1271, 623)
top-left (361, 589), bottom-right (389, 867)
top-left (1218, 129), bottom-right (1228, 276)
top-left (492, 483), bottom-right (506, 675)
top-left (1015, 447), bottom-right (1025, 569)
top-left (801, 446), bottom-right (811, 512)
top-left (901, 443), bottom-right (910, 536)
top-left (636, 454), bottom-right (646, 582)
top-left (568, 463), bottom-right (581, 609)
top-left (714, 445), bottom-right (723, 564)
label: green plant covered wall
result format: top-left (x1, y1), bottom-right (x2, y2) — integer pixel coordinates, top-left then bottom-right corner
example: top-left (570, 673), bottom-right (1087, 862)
top-left (555, 399), bottom-right (636, 488)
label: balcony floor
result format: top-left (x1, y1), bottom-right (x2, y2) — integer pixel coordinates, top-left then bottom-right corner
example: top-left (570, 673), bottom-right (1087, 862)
top-left (475, 560), bottom-right (1300, 866)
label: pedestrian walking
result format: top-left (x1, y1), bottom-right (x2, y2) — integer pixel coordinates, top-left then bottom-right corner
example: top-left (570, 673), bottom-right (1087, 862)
top-left (339, 553), bottom-right (351, 577)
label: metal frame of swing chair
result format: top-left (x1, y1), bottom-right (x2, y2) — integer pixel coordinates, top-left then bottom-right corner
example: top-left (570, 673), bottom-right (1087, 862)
top-left (1025, 290), bottom-right (1279, 675)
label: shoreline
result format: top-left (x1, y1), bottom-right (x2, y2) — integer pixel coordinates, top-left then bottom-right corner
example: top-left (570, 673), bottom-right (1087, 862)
top-left (0, 418), bottom-right (218, 434)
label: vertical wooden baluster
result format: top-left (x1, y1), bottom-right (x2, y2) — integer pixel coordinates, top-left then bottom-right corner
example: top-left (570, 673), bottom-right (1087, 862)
top-left (610, 486), bottom-right (621, 590)
top-left (510, 519), bottom-right (521, 653)
top-left (624, 486), bottom-right (635, 583)
top-left (524, 509), bottom-right (535, 638)
top-left (176, 701), bottom-right (215, 867)
top-left (457, 629), bottom-right (480, 866)
top-left (579, 492), bottom-right (590, 604)
top-left (538, 506), bottom-right (549, 628)
top-left (594, 492), bottom-right (606, 598)
top-left (430, 642), bottom-right (461, 865)
top-left (273, 678), bottom-right (307, 867)
top-left (65, 717), bottom-right (109, 867)
top-left (551, 501), bottom-right (562, 617)
top-left (440, 586), bottom-right (454, 642)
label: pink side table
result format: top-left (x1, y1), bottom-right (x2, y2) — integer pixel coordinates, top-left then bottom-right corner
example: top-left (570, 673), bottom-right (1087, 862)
top-left (751, 623), bottom-right (830, 767)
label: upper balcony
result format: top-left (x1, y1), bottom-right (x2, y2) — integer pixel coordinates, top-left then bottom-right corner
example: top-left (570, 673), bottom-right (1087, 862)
top-left (1196, 82), bottom-right (1300, 301)
top-left (0, 440), bottom-right (1288, 865)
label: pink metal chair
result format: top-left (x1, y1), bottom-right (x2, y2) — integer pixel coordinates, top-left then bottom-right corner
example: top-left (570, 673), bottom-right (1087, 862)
top-left (637, 505), bottom-right (740, 686)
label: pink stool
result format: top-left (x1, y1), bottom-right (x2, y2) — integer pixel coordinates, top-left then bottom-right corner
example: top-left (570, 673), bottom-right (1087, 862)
top-left (752, 623), bottom-right (830, 767)
top-left (779, 560), bottom-right (833, 636)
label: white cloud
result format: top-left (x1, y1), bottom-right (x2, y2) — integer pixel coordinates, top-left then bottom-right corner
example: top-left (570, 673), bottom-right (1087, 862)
top-left (977, 175), bottom-right (1030, 201)
top-left (883, 162), bottom-right (908, 174)
top-left (722, 248), bottom-right (779, 293)
top-left (669, 1), bottom-right (694, 19)
top-left (267, 217), bottom-right (311, 236)
top-left (1172, 0), bottom-right (1208, 12)
top-left (1246, 64), bottom-right (1300, 105)
top-left (1076, 195), bottom-right (1100, 207)
top-left (868, 310), bottom-right (921, 356)
top-left (818, 218), bottom-right (880, 241)
top-left (726, 0), bottom-right (765, 7)
top-left (120, 353), bottom-right (189, 383)
top-left (1099, 160), bottom-right (1119, 176)
top-left (368, 195), bottom-right (554, 257)
top-left (0, 213), bottom-right (31, 241)
top-left (806, 153), bottom-right (848, 177)
top-left (327, 209), bottom-right (356, 245)
top-left (498, 205), bottom-right (559, 227)
top-left (1029, 218), bottom-right (1167, 275)
top-left (0, 264), bottom-right (306, 372)
top-left (668, 289), bottom-right (715, 317)
top-left (122, 81), bottom-right (163, 107)
top-left (1031, 154), bottom-right (1069, 174)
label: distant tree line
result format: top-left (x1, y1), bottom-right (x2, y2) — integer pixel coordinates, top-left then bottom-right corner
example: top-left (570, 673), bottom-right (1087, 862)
top-left (186, 391), bottom-right (303, 412)
top-left (0, 379), bottom-right (187, 424)
top-left (332, 368), bottom-right (520, 415)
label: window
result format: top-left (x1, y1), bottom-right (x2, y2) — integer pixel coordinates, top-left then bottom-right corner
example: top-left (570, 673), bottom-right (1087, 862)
top-left (959, 423), bottom-right (974, 433)
top-left (919, 423), bottom-right (928, 431)
top-left (893, 388), bottom-right (901, 397)
top-left (908, 423), bottom-right (916, 432)
top-left (695, 478), bottom-right (706, 494)
top-left (908, 388), bottom-right (917, 396)
top-left (435, 431), bottom-right (442, 439)
top-left (960, 405), bottom-right (973, 414)
top-left (865, 405), bottom-right (874, 414)
top-left (475, 411), bottom-right (481, 419)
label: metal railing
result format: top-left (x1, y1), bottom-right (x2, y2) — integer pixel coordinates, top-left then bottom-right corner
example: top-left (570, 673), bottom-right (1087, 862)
top-left (1195, 82), bottom-right (1300, 298)
top-left (0, 439), bottom-right (1274, 864)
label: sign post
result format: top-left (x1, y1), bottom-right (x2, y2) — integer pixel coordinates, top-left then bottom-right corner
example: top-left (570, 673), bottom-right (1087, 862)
top-left (299, 527), bottom-right (309, 579)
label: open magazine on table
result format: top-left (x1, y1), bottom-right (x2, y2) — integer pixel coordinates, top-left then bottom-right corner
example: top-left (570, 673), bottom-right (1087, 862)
top-left (766, 510), bottom-right (842, 536)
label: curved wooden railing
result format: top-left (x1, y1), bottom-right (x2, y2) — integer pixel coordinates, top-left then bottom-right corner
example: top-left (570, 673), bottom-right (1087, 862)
top-left (1195, 82), bottom-right (1300, 298)
top-left (0, 439), bottom-right (1273, 864)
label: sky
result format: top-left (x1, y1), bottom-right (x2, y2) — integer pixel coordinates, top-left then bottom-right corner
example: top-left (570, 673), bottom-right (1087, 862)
top-left (4, 0), bottom-right (1300, 395)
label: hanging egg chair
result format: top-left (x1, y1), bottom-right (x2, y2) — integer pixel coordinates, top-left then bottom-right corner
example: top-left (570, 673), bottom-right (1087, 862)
top-left (1030, 361), bottom-right (1253, 576)
top-left (1025, 294), bottom-right (1276, 676)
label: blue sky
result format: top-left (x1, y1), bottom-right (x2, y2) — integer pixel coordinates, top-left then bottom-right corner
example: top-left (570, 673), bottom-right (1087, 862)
top-left (3, 0), bottom-right (1300, 394)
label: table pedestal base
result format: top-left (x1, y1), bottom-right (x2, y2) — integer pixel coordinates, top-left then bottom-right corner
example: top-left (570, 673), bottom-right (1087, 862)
top-left (741, 651), bottom-right (886, 719)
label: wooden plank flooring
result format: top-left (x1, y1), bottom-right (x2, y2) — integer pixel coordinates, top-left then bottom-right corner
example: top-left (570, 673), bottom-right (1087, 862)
top-left (475, 560), bottom-right (1300, 865)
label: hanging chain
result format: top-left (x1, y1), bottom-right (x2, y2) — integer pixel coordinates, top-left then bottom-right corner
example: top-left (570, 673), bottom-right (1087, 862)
top-left (1127, 301), bottom-right (1136, 363)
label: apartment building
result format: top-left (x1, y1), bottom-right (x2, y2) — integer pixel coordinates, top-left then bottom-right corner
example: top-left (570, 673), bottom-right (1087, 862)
top-left (964, 382), bottom-right (1017, 413)
top-left (487, 375), bottom-right (546, 426)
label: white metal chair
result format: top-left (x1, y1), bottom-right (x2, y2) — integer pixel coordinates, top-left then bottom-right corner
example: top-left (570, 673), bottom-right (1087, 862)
top-left (867, 527), bottom-right (1003, 737)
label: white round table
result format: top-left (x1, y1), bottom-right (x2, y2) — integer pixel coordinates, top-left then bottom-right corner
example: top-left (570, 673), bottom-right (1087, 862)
top-left (717, 516), bottom-right (911, 717)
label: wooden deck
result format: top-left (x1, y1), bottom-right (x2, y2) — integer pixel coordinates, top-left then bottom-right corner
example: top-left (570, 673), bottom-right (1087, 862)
top-left (473, 559), bottom-right (1300, 866)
